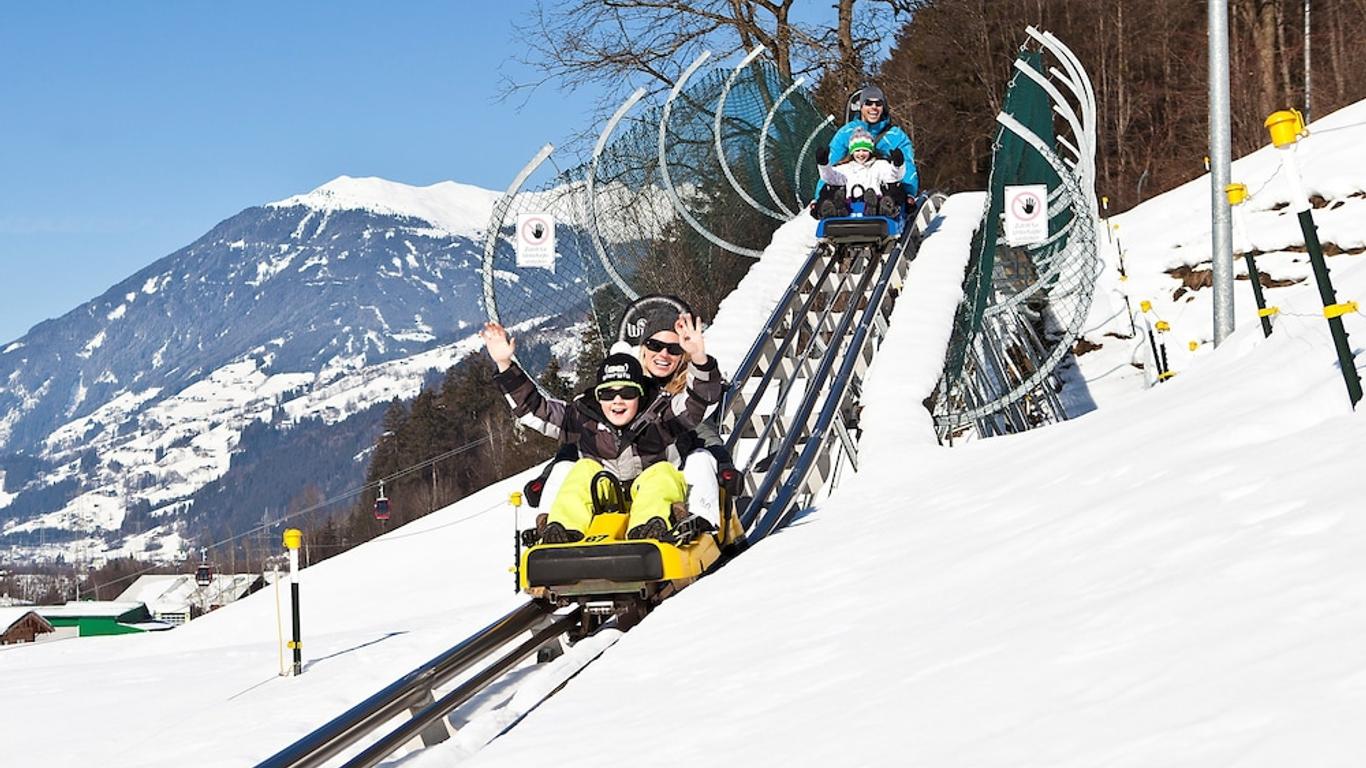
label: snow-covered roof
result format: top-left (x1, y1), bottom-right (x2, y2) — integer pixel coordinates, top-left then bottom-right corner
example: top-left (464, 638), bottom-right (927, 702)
top-left (35, 601), bottom-right (147, 619)
top-left (267, 175), bottom-right (500, 239)
top-left (119, 620), bottom-right (175, 632)
top-left (117, 573), bottom-right (260, 614)
top-left (116, 574), bottom-right (195, 613)
top-left (0, 607), bottom-right (53, 633)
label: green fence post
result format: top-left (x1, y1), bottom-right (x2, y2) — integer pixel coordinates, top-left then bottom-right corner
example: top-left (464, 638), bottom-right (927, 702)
top-left (1265, 110), bottom-right (1361, 407)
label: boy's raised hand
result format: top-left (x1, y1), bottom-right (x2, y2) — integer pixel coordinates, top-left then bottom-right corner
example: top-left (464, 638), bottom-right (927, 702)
top-left (481, 322), bottom-right (515, 371)
top-left (675, 313), bottom-right (708, 364)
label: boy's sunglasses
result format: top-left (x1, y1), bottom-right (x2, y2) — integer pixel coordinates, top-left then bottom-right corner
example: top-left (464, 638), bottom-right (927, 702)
top-left (643, 338), bottom-right (685, 355)
top-left (863, 99), bottom-right (884, 107)
top-left (595, 385), bottom-right (642, 401)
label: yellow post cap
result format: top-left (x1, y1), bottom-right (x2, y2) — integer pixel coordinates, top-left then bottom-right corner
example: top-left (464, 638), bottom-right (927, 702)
top-left (1324, 300), bottom-right (1359, 319)
top-left (1140, 300), bottom-right (1152, 313)
top-left (1188, 340), bottom-right (1199, 351)
top-left (283, 528), bottom-right (302, 550)
top-left (509, 491), bottom-right (523, 506)
top-left (1265, 109), bottom-right (1306, 148)
top-left (1225, 182), bottom-right (1248, 206)
top-left (1155, 320), bottom-right (1171, 332)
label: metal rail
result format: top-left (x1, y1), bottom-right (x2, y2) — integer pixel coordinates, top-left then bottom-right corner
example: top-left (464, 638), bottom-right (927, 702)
top-left (719, 244), bottom-right (830, 416)
top-left (717, 207), bottom-right (920, 539)
top-left (339, 609), bottom-right (583, 768)
top-left (256, 600), bottom-right (559, 768)
top-left (753, 234), bottom-right (912, 538)
top-left (744, 234), bottom-right (916, 540)
top-left (725, 255), bottom-right (856, 479)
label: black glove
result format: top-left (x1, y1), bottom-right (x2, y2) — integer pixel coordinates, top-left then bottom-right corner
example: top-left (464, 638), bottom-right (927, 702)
top-left (890, 148), bottom-right (904, 167)
top-left (815, 146), bottom-right (830, 165)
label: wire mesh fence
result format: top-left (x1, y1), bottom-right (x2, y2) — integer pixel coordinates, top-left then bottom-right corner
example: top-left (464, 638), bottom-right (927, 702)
top-left (480, 51), bottom-right (832, 388)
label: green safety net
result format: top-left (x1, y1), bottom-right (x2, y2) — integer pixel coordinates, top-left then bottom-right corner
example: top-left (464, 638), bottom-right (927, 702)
top-left (934, 45), bottom-right (1098, 436)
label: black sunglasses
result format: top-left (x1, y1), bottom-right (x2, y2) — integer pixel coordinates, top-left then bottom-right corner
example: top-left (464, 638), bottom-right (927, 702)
top-left (643, 338), bottom-right (685, 355)
top-left (596, 386), bottom-right (642, 402)
top-left (863, 99), bottom-right (884, 107)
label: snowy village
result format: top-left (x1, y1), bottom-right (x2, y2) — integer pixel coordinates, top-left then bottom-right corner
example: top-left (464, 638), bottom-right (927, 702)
top-left (2, 2), bottom-right (1364, 766)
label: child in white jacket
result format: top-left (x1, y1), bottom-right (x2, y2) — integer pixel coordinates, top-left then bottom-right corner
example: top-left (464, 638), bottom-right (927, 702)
top-left (816, 126), bottom-right (905, 217)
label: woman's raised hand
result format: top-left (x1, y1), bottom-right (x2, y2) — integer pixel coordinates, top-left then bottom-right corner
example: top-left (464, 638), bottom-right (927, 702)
top-left (481, 322), bottom-right (515, 371)
top-left (675, 313), bottom-right (708, 364)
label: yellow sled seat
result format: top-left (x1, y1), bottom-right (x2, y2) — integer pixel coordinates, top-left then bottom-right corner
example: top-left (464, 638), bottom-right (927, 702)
top-left (520, 513), bottom-right (725, 597)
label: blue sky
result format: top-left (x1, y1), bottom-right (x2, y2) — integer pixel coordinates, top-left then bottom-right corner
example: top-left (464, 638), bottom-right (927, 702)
top-left (0, 2), bottom-right (607, 344)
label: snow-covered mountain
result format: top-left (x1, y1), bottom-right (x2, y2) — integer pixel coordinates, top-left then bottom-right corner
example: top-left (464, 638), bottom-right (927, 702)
top-left (0, 176), bottom-right (585, 563)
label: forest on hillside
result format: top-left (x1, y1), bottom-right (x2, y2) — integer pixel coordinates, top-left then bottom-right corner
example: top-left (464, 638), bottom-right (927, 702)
top-left (866, 0), bottom-right (1365, 212)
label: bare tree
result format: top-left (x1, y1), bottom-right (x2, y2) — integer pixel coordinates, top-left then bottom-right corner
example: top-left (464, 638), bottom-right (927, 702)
top-left (1237, 0), bottom-right (1283, 122)
top-left (504, 0), bottom-right (912, 125)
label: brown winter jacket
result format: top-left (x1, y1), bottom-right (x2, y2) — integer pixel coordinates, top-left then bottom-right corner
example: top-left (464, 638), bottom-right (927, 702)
top-left (493, 356), bottom-right (723, 482)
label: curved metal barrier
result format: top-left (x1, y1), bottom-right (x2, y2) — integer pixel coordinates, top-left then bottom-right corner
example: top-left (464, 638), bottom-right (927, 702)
top-left (930, 29), bottom-right (1101, 441)
top-left (480, 48), bottom-right (833, 377)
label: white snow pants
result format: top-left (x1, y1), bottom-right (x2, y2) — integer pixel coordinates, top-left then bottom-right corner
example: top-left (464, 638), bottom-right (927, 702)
top-left (682, 449), bottom-right (721, 526)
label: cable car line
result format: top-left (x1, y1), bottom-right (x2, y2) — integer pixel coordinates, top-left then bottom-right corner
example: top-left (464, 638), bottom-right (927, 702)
top-left (95, 434), bottom-right (496, 595)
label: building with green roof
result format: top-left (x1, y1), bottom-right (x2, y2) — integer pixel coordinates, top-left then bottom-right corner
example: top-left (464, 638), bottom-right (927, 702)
top-left (35, 601), bottom-right (173, 637)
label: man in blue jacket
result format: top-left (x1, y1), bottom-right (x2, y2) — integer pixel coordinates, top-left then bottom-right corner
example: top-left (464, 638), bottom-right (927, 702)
top-left (812, 84), bottom-right (919, 217)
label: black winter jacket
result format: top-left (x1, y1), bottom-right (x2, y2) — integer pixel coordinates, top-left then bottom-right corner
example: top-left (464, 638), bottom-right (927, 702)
top-left (493, 356), bottom-right (723, 481)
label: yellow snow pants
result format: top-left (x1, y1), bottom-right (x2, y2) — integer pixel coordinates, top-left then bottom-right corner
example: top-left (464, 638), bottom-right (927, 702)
top-left (547, 459), bottom-right (686, 534)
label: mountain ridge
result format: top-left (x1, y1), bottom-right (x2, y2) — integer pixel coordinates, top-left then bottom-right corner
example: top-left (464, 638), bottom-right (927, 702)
top-left (0, 174), bottom-right (581, 564)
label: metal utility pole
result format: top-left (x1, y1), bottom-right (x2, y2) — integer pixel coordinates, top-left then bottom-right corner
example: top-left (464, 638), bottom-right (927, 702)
top-left (1209, 0), bottom-right (1235, 345)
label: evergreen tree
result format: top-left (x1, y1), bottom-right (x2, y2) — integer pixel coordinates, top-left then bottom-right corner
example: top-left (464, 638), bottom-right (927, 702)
top-left (538, 357), bottom-right (574, 399)
top-left (573, 314), bottom-right (607, 392)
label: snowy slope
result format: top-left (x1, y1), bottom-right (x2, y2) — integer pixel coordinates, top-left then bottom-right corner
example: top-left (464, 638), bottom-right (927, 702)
top-left (1075, 100), bottom-right (1366, 404)
top-left (465, 106), bottom-right (1366, 768)
top-left (3, 101), bottom-right (1366, 768)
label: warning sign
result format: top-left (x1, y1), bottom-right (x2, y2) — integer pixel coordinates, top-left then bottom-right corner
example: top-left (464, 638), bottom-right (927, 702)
top-left (516, 213), bottom-right (556, 271)
top-left (1003, 184), bottom-right (1048, 246)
